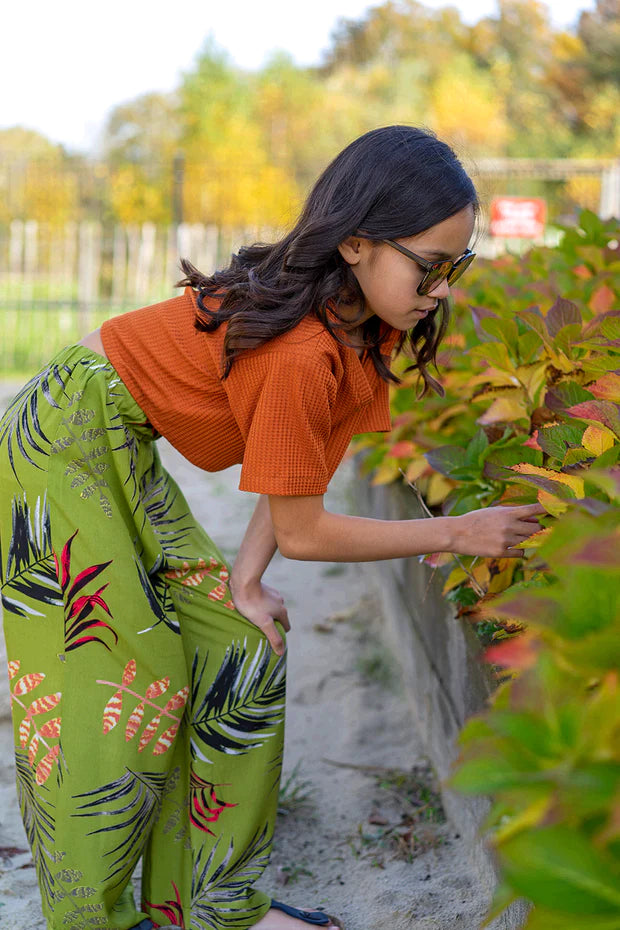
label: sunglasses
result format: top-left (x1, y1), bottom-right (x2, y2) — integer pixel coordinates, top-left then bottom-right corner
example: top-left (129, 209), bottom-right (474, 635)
top-left (382, 240), bottom-right (476, 296)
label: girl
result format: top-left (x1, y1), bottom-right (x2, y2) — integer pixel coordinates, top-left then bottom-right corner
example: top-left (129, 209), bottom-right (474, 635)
top-left (0, 125), bottom-right (543, 930)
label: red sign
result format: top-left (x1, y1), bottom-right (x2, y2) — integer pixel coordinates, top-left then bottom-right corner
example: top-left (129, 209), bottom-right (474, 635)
top-left (490, 197), bottom-right (547, 238)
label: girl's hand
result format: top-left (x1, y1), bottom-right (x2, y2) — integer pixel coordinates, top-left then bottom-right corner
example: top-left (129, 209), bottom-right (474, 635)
top-left (229, 578), bottom-right (290, 656)
top-left (451, 503), bottom-right (546, 558)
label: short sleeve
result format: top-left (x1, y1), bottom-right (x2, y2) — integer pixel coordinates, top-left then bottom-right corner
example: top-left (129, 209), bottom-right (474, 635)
top-left (222, 349), bottom-right (338, 496)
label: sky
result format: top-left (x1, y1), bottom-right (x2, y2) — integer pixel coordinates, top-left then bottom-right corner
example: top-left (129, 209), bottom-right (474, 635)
top-left (1, 0), bottom-right (597, 154)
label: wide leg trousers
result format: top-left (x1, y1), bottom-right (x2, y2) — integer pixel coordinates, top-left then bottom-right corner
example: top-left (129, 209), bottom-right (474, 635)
top-left (0, 345), bottom-right (287, 930)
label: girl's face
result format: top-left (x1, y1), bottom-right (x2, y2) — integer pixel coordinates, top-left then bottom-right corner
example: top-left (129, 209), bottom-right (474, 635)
top-left (338, 204), bottom-right (476, 331)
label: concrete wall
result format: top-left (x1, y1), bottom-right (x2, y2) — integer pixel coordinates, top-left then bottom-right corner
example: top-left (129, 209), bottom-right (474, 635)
top-left (354, 470), bottom-right (532, 930)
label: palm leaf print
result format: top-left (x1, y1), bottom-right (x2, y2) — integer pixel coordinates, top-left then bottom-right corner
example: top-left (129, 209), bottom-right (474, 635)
top-left (97, 659), bottom-right (188, 754)
top-left (1, 492), bottom-right (63, 618)
top-left (138, 466), bottom-right (193, 558)
top-left (190, 640), bottom-right (286, 762)
top-left (189, 771), bottom-right (237, 835)
top-left (0, 362), bottom-right (71, 478)
top-left (144, 880), bottom-right (186, 929)
top-left (72, 768), bottom-right (169, 888)
top-left (54, 529), bottom-right (118, 651)
top-left (14, 750), bottom-right (56, 907)
top-left (190, 824), bottom-right (271, 929)
top-left (134, 555), bottom-right (180, 635)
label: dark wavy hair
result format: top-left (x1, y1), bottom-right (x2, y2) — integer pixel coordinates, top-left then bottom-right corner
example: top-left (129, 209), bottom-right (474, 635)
top-left (177, 125), bottom-right (478, 396)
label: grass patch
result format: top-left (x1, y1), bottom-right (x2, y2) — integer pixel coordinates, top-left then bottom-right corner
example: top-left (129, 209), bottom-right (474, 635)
top-left (277, 760), bottom-right (314, 816)
top-left (329, 760), bottom-right (446, 865)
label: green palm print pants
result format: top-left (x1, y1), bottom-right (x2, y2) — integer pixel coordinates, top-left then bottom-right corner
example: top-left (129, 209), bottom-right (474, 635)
top-left (0, 345), bottom-right (287, 930)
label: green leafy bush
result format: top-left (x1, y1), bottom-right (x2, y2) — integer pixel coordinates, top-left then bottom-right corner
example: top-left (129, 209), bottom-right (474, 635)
top-left (356, 210), bottom-right (620, 926)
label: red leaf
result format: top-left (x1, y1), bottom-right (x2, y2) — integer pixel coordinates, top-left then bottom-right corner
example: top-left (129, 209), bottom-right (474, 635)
top-left (38, 717), bottom-right (62, 738)
top-left (153, 721), bottom-right (180, 755)
top-left (68, 585), bottom-right (111, 620)
top-left (122, 659), bottom-right (137, 686)
top-left (523, 430), bottom-right (542, 451)
top-left (66, 561), bottom-right (112, 605)
top-left (125, 702), bottom-right (145, 741)
top-left (567, 400), bottom-right (620, 437)
top-left (163, 686), bottom-right (189, 713)
top-left (13, 673), bottom-right (45, 696)
top-left (57, 530), bottom-right (79, 592)
top-left (138, 713), bottom-right (162, 751)
top-left (146, 678), bottom-right (170, 700)
top-left (590, 284), bottom-right (615, 315)
top-left (483, 632), bottom-right (539, 670)
top-left (389, 440), bottom-right (416, 458)
top-left (35, 745), bottom-right (60, 785)
top-left (102, 689), bottom-right (123, 734)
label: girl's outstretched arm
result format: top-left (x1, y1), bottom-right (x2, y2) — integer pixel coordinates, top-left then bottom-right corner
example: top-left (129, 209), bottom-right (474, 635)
top-left (269, 495), bottom-right (545, 562)
top-left (229, 494), bottom-right (290, 655)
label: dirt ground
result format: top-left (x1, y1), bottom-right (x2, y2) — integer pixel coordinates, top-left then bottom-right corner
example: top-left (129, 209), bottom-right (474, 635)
top-left (0, 381), bottom-right (494, 929)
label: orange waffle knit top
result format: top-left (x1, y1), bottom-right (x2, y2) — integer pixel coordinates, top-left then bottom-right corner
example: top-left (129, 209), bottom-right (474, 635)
top-left (100, 286), bottom-right (401, 496)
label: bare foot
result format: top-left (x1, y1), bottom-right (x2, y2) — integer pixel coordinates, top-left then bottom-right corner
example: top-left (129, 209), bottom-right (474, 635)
top-left (251, 904), bottom-right (340, 930)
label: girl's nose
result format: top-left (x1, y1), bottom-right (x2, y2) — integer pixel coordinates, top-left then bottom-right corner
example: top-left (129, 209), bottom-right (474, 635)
top-left (426, 277), bottom-right (451, 299)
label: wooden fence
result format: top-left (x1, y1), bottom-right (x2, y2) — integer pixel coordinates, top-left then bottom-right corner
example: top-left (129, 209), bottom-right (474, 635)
top-left (0, 220), bottom-right (279, 373)
top-left (0, 217), bottom-right (562, 375)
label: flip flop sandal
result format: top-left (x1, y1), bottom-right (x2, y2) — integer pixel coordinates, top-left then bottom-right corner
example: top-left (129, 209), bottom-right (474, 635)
top-left (271, 899), bottom-right (344, 928)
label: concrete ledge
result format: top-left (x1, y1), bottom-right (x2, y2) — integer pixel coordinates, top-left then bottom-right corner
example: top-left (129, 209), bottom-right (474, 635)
top-left (354, 469), bottom-right (532, 930)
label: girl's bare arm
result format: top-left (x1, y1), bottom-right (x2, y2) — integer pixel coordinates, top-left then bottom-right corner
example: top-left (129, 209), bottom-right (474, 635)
top-left (269, 494), bottom-right (544, 562)
top-left (229, 495), bottom-right (290, 655)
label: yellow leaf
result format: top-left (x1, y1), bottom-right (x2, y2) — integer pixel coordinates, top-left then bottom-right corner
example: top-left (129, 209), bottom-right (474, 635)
top-left (511, 463), bottom-right (584, 498)
top-left (494, 794), bottom-right (553, 845)
top-left (405, 457), bottom-right (430, 483)
top-left (442, 565), bottom-right (469, 594)
top-left (516, 361), bottom-right (548, 403)
top-left (538, 491), bottom-right (568, 517)
top-left (487, 559), bottom-right (517, 595)
top-left (521, 527), bottom-right (554, 548)
top-left (582, 424), bottom-right (615, 456)
top-left (371, 462), bottom-right (401, 486)
top-left (425, 472), bottom-right (453, 507)
top-left (478, 396), bottom-right (529, 425)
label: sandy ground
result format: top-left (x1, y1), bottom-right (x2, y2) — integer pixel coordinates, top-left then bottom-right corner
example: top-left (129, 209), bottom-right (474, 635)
top-left (0, 381), bottom-right (493, 930)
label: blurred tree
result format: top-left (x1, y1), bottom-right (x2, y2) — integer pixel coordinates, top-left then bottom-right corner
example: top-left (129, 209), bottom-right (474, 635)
top-left (578, 0), bottom-right (620, 86)
top-left (178, 42), bottom-right (298, 226)
top-left (0, 128), bottom-right (79, 224)
top-left (101, 92), bottom-right (181, 223)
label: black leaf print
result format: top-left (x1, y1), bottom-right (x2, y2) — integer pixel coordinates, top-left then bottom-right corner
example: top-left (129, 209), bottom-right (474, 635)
top-left (190, 824), bottom-right (272, 929)
top-left (1, 492), bottom-right (62, 618)
top-left (14, 750), bottom-right (56, 907)
top-left (190, 641), bottom-right (286, 761)
top-left (72, 768), bottom-right (169, 888)
top-left (0, 362), bottom-right (71, 479)
top-left (134, 556), bottom-right (180, 635)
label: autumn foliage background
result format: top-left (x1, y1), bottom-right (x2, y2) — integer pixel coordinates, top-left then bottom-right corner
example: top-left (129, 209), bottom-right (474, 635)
top-left (1, 0), bottom-right (619, 228)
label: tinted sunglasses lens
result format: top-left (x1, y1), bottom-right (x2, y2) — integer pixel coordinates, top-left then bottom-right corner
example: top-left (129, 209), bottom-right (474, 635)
top-left (418, 261), bottom-right (452, 295)
top-left (447, 252), bottom-right (475, 285)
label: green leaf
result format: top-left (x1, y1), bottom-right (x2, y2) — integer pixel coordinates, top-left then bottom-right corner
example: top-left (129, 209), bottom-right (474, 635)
top-left (448, 757), bottom-right (541, 794)
top-left (424, 445), bottom-right (467, 477)
top-left (545, 381), bottom-right (595, 411)
top-left (524, 907), bottom-right (620, 930)
top-left (465, 427), bottom-right (489, 467)
top-left (546, 298), bottom-right (582, 338)
top-left (536, 422), bottom-right (586, 460)
top-left (488, 711), bottom-right (558, 761)
top-left (499, 825), bottom-right (620, 914)
top-left (469, 341), bottom-right (513, 370)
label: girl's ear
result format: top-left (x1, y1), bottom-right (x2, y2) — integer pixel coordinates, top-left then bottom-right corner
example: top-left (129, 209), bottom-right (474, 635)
top-left (337, 236), bottom-right (363, 265)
